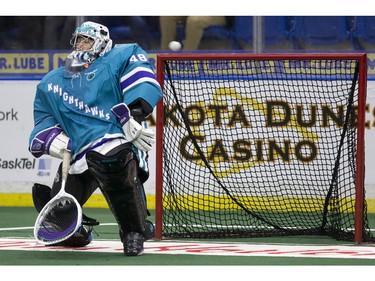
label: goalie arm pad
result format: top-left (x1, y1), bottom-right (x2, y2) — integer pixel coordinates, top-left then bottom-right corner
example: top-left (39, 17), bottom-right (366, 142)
top-left (29, 126), bottom-right (71, 159)
top-left (111, 103), bottom-right (155, 151)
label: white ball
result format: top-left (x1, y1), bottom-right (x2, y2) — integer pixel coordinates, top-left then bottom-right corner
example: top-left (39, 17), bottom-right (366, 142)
top-left (168, 41), bottom-right (182, 51)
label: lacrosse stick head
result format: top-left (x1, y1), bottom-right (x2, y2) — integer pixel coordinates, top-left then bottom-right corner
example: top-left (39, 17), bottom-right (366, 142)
top-left (34, 150), bottom-right (83, 245)
top-left (34, 191), bottom-right (83, 245)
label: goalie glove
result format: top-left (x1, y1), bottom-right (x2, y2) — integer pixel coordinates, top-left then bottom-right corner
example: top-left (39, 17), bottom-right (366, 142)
top-left (111, 103), bottom-right (155, 151)
top-left (30, 125), bottom-right (71, 159)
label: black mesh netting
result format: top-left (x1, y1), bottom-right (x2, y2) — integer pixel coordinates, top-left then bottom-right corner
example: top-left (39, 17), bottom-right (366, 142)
top-left (159, 56), bottom-right (373, 242)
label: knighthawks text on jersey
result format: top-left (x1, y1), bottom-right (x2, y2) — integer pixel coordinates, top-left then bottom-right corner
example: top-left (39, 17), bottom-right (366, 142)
top-left (48, 82), bottom-right (111, 120)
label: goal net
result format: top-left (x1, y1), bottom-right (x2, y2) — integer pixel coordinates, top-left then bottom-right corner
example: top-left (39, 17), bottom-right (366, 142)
top-left (155, 53), bottom-right (373, 243)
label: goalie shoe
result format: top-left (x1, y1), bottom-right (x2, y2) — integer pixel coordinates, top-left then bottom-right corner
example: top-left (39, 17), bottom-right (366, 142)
top-left (120, 220), bottom-right (154, 256)
top-left (32, 183), bottom-right (96, 247)
top-left (122, 221), bottom-right (154, 256)
top-left (123, 232), bottom-right (145, 256)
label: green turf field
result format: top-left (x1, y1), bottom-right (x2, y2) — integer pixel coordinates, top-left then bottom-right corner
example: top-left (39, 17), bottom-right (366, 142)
top-left (1, 206), bottom-right (375, 266)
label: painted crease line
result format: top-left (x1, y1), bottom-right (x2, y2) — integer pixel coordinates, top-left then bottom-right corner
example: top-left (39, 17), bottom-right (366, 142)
top-left (0, 239), bottom-right (375, 259)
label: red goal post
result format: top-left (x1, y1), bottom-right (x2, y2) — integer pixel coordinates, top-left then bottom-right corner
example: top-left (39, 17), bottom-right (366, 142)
top-left (155, 53), bottom-right (369, 243)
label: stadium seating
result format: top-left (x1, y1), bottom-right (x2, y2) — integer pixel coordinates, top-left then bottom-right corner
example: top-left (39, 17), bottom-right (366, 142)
top-left (351, 16), bottom-right (375, 50)
top-left (3, 16), bottom-right (375, 51)
top-left (289, 16), bottom-right (352, 50)
top-left (91, 16), bottom-right (160, 50)
top-left (199, 25), bottom-right (232, 50)
top-left (173, 20), bottom-right (232, 50)
top-left (201, 25), bottom-right (231, 41)
top-left (230, 16), bottom-right (291, 50)
top-left (108, 26), bottom-right (133, 40)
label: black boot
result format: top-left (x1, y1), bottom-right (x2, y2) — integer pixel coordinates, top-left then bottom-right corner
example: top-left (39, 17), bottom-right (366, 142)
top-left (123, 232), bottom-right (144, 256)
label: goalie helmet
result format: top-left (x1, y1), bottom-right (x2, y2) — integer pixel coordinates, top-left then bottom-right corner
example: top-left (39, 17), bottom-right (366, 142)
top-left (66, 21), bottom-right (113, 73)
top-left (70, 21), bottom-right (113, 57)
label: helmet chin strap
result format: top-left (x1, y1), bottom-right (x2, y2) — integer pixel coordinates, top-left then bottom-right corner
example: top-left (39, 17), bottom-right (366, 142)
top-left (65, 51), bottom-right (97, 73)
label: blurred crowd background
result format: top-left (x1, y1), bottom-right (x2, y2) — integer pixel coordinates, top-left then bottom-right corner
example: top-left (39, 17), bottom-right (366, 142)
top-left (0, 16), bottom-right (374, 52)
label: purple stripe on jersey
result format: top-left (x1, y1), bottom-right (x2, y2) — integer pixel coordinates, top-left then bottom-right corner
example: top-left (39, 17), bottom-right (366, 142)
top-left (72, 137), bottom-right (122, 163)
top-left (120, 70), bottom-right (156, 91)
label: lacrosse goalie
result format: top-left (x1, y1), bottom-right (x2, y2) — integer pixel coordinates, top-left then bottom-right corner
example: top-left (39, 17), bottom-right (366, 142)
top-left (29, 21), bottom-right (162, 256)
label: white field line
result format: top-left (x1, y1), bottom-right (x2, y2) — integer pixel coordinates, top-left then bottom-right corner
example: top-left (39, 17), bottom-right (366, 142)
top-left (1, 238), bottom-right (375, 259)
top-left (1, 221), bottom-right (375, 259)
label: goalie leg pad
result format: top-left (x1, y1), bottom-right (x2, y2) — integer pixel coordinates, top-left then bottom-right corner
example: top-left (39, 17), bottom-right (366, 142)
top-left (32, 183), bottom-right (51, 212)
top-left (86, 148), bottom-right (147, 237)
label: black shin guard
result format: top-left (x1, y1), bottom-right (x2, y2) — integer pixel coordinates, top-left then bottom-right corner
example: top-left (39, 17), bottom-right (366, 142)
top-left (32, 183), bottom-right (51, 212)
top-left (86, 148), bottom-right (148, 239)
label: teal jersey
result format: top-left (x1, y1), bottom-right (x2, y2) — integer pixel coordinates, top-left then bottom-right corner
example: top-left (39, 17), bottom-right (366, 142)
top-left (29, 44), bottom-right (162, 161)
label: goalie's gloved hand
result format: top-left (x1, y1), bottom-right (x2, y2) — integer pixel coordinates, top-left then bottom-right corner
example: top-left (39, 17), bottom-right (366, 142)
top-left (30, 125), bottom-right (72, 159)
top-left (111, 103), bottom-right (155, 151)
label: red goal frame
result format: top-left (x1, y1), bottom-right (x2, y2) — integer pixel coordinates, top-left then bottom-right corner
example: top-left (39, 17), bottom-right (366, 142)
top-left (155, 53), bottom-right (367, 243)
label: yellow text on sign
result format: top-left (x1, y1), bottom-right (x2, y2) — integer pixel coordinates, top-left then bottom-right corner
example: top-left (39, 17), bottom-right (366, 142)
top-left (0, 53), bottom-right (49, 74)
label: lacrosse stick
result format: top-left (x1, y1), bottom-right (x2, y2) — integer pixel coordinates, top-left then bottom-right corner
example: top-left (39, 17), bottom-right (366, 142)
top-left (34, 150), bottom-right (82, 245)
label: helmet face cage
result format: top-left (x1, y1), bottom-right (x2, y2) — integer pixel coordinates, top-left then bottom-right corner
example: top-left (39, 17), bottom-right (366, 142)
top-left (70, 21), bottom-right (113, 58)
